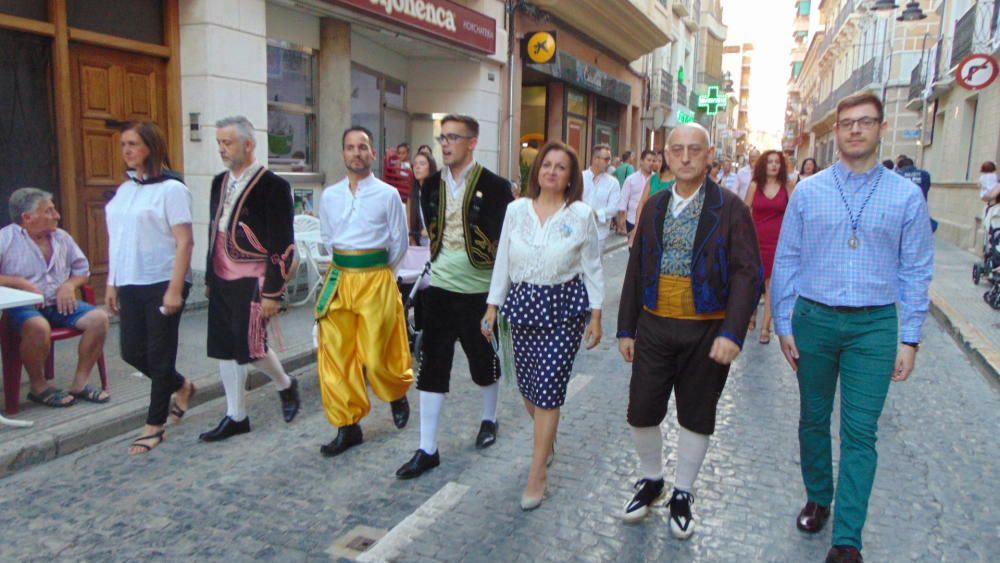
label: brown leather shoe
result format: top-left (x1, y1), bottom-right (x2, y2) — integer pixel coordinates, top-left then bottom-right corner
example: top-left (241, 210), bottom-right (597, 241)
top-left (796, 501), bottom-right (830, 533)
top-left (825, 545), bottom-right (863, 563)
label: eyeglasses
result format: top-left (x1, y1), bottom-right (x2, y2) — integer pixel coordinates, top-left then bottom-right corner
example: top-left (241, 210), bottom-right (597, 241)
top-left (595, 155), bottom-right (611, 161)
top-left (836, 117), bottom-right (881, 130)
top-left (435, 133), bottom-right (474, 145)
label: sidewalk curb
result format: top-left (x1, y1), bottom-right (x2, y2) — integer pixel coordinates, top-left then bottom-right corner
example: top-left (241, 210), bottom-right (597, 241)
top-left (0, 238), bottom-right (629, 479)
top-left (0, 349), bottom-right (316, 479)
top-left (929, 288), bottom-right (1000, 385)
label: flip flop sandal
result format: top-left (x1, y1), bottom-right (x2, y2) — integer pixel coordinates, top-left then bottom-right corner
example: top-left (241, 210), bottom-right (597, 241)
top-left (169, 381), bottom-right (196, 422)
top-left (69, 385), bottom-right (110, 404)
top-left (27, 388), bottom-right (76, 408)
top-left (129, 430), bottom-right (165, 454)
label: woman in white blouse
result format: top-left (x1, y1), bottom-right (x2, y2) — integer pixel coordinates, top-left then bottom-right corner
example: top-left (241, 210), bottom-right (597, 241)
top-left (105, 121), bottom-right (195, 455)
top-left (481, 141), bottom-right (604, 510)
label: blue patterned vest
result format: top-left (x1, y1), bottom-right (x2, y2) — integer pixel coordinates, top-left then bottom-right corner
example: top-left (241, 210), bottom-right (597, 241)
top-left (659, 189), bottom-right (705, 276)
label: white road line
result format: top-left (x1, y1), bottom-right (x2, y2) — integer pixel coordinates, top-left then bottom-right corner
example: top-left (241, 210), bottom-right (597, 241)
top-left (566, 373), bottom-right (593, 401)
top-left (356, 481), bottom-right (471, 562)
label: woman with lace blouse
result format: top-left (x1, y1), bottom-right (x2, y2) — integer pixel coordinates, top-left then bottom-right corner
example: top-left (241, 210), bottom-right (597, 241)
top-left (481, 141), bottom-right (604, 511)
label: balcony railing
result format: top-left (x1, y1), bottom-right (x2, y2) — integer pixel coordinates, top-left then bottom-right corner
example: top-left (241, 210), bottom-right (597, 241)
top-left (811, 57), bottom-right (876, 125)
top-left (908, 62), bottom-right (923, 102)
top-left (818, 0), bottom-right (854, 59)
top-left (950, 6), bottom-right (976, 68)
top-left (660, 70), bottom-right (675, 105)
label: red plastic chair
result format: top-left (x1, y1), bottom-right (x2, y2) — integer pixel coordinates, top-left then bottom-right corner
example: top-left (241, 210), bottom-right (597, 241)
top-left (1, 285), bottom-right (108, 415)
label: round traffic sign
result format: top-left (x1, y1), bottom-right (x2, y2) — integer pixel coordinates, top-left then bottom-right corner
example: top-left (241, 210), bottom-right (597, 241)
top-left (956, 54), bottom-right (999, 91)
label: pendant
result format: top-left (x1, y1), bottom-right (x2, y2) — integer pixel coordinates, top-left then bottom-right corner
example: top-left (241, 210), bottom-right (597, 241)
top-left (848, 233), bottom-right (860, 249)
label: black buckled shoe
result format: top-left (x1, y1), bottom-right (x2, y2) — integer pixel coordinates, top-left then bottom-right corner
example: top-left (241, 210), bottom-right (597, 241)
top-left (622, 478), bottom-right (665, 523)
top-left (320, 424), bottom-right (363, 457)
top-left (198, 416), bottom-right (251, 442)
top-left (475, 420), bottom-right (498, 449)
top-left (278, 377), bottom-right (300, 423)
top-left (390, 396), bottom-right (409, 429)
top-left (395, 449), bottom-right (440, 480)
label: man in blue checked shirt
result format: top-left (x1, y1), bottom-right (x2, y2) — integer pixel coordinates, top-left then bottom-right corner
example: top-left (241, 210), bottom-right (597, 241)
top-left (771, 92), bottom-right (934, 563)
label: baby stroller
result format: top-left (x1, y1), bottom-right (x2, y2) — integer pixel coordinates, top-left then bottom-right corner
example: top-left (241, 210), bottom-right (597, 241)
top-left (973, 205), bottom-right (1000, 309)
top-left (396, 246), bottom-right (432, 370)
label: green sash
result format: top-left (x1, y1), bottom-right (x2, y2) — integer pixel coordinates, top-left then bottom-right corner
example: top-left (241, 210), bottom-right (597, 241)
top-left (313, 249), bottom-right (389, 319)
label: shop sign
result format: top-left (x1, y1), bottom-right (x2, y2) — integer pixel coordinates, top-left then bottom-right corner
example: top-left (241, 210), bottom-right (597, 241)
top-left (325, 0), bottom-right (496, 54)
top-left (526, 32), bottom-right (556, 64)
top-left (901, 128), bottom-right (921, 140)
top-left (677, 110), bottom-right (695, 124)
top-left (527, 52), bottom-right (631, 105)
top-left (697, 86), bottom-right (727, 115)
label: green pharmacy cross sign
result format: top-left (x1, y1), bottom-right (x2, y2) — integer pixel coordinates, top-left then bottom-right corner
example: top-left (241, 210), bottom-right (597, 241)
top-left (697, 86), bottom-right (728, 115)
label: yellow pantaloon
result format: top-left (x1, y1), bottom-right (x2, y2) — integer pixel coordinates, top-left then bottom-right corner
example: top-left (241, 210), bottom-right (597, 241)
top-left (317, 266), bottom-right (414, 427)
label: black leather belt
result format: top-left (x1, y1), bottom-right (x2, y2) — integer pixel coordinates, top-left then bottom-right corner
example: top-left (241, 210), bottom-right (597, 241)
top-left (801, 297), bottom-right (893, 314)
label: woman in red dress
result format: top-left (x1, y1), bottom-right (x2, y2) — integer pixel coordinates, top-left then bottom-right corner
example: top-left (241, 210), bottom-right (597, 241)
top-left (744, 150), bottom-right (793, 344)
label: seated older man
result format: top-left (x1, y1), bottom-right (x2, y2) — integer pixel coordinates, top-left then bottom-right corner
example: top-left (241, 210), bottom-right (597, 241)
top-left (0, 188), bottom-right (110, 407)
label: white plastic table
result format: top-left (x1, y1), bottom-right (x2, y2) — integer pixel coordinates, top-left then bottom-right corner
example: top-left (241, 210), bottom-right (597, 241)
top-left (0, 287), bottom-right (44, 428)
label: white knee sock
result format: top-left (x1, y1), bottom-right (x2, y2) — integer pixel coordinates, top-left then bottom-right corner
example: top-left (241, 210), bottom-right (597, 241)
top-left (674, 427), bottom-right (710, 492)
top-left (219, 360), bottom-right (248, 421)
top-left (631, 425), bottom-right (664, 481)
top-left (480, 382), bottom-right (499, 423)
top-left (252, 348), bottom-right (292, 391)
top-left (419, 391), bottom-right (445, 454)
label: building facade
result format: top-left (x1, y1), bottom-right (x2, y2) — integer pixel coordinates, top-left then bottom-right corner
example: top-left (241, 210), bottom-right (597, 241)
top-left (909, 0), bottom-right (1000, 249)
top-left (722, 42), bottom-right (753, 161)
top-left (789, 0), bottom-right (939, 170)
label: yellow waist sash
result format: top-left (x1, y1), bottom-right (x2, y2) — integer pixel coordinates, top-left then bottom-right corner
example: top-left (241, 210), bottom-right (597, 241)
top-left (644, 275), bottom-right (726, 320)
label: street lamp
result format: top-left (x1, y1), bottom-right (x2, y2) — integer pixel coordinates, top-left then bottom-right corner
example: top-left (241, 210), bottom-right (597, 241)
top-left (871, 0), bottom-right (899, 11)
top-left (896, 2), bottom-right (927, 21)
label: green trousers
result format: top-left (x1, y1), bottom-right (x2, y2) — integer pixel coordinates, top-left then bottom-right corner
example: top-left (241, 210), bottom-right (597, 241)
top-left (792, 298), bottom-right (897, 551)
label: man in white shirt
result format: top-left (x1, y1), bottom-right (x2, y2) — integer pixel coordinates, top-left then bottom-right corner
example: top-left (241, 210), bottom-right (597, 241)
top-left (719, 160), bottom-right (739, 195)
top-left (315, 126), bottom-right (414, 457)
top-left (583, 144), bottom-right (621, 251)
top-left (734, 149), bottom-right (760, 201)
top-left (617, 149), bottom-right (657, 233)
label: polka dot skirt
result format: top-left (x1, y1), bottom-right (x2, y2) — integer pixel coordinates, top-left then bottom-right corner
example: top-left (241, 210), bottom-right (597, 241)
top-left (502, 278), bottom-right (588, 409)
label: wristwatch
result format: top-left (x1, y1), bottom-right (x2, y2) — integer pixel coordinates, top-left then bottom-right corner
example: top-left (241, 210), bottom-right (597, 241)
top-left (901, 341), bottom-right (920, 350)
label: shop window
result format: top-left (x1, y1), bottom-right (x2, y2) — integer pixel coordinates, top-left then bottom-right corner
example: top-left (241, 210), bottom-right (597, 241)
top-left (67, 0), bottom-right (164, 45)
top-left (349, 65), bottom-right (408, 176)
top-left (267, 42), bottom-right (317, 172)
top-left (595, 98), bottom-right (621, 155)
top-left (0, 0), bottom-right (47, 20)
top-left (565, 89), bottom-right (589, 160)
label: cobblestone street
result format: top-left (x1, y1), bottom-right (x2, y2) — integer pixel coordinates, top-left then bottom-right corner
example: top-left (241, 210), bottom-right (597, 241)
top-left (0, 247), bottom-right (997, 562)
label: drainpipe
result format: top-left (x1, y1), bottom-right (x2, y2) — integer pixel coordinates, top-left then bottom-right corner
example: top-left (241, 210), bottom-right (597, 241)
top-left (506, 0), bottom-right (518, 182)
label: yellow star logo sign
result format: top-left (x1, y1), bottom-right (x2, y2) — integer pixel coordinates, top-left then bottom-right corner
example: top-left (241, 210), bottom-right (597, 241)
top-left (527, 32), bottom-right (555, 64)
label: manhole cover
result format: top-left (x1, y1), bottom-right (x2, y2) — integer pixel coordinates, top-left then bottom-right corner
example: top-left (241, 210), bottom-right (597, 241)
top-left (346, 535), bottom-right (376, 551)
top-left (327, 525), bottom-right (388, 560)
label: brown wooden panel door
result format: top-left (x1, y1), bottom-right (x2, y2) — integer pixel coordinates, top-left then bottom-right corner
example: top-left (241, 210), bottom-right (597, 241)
top-left (69, 44), bottom-right (168, 290)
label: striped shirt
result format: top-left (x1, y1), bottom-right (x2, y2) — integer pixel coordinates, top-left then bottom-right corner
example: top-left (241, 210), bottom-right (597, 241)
top-left (0, 224), bottom-right (90, 306)
top-left (771, 161), bottom-right (934, 342)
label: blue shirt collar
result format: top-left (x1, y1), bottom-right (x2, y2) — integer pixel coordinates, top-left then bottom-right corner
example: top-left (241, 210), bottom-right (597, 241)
top-left (832, 160), bottom-right (883, 186)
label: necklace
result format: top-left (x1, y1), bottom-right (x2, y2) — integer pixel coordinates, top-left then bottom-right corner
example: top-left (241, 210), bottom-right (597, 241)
top-left (832, 166), bottom-right (882, 250)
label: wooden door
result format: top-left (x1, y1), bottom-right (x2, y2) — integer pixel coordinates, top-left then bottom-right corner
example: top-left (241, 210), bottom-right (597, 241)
top-left (69, 44), bottom-right (168, 290)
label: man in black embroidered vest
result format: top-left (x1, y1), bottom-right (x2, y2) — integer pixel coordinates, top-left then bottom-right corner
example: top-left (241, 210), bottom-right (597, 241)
top-left (617, 124), bottom-right (762, 538)
top-left (396, 114), bottom-right (514, 479)
top-left (198, 116), bottom-right (300, 443)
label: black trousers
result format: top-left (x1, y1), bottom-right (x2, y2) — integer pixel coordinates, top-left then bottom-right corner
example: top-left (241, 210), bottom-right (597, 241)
top-left (118, 281), bottom-right (190, 426)
top-left (627, 312), bottom-right (729, 435)
top-left (207, 275), bottom-right (263, 365)
top-left (417, 286), bottom-right (499, 393)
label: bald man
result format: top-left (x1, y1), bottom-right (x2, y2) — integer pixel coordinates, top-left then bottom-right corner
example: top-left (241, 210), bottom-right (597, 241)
top-left (617, 124), bottom-right (762, 538)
